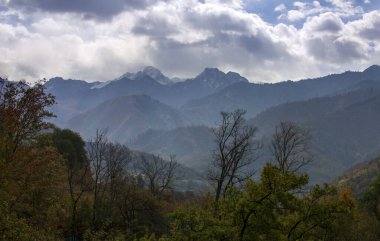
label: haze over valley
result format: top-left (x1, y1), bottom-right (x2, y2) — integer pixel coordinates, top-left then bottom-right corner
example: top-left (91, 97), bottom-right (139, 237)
top-left (44, 65), bottom-right (380, 183)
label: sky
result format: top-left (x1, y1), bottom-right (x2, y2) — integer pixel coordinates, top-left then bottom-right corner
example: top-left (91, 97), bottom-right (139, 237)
top-left (0, 0), bottom-right (379, 83)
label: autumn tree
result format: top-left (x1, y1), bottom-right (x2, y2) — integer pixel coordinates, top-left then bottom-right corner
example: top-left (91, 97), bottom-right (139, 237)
top-left (0, 79), bottom-right (55, 160)
top-left (0, 79), bottom-right (66, 239)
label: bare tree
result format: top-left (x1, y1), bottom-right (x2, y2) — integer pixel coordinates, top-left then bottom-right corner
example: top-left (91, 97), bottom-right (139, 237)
top-left (208, 109), bottom-right (260, 203)
top-left (104, 142), bottom-right (132, 201)
top-left (87, 130), bottom-right (132, 228)
top-left (87, 129), bottom-right (108, 228)
top-left (271, 121), bottom-right (311, 174)
top-left (137, 154), bottom-right (179, 196)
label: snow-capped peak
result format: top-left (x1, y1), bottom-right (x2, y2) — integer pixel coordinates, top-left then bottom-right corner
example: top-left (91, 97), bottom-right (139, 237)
top-left (117, 66), bottom-right (174, 85)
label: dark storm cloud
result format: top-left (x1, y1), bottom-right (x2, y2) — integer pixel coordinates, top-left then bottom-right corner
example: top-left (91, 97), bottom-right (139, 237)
top-left (237, 33), bottom-right (289, 59)
top-left (132, 16), bottom-right (178, 37)
top-left (6, 0), bottom-right (157, 19)
top-left (184, 9), bottom-right (251, 33)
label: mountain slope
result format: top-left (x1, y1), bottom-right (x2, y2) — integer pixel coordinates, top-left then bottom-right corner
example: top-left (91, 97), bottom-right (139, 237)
top-left (66, 95), bottom-right (190, 143)
top-left (335, 156), bottom-right (380, 196)
top-left (130, 126), bottom-right (214, 170)
top-left (250, 88), bottom-right (380, 182)
top-left (182, 65), bottom-right (380, 125)
top-left (129, 88), bottom-right (380, 183)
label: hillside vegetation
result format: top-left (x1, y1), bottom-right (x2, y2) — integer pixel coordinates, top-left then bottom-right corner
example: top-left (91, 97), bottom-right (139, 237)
top-left (2, 79), bottom-right (380, 240)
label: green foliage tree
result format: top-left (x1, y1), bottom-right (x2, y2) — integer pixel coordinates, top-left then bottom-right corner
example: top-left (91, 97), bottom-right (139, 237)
top-left (50, 128), bottom-right (92, 239)
top-left (166, 121), bottom-right (355, 241)
top-left (0, 79), bottom-right (66, 240)
top-left (167, 163), bottom-right (355, 241)
top-left (360, 173), bottom-right (380, 219)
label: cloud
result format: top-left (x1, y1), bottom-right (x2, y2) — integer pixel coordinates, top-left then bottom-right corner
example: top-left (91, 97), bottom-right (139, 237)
top-left (294, 1), bottom-right (306, 9)
top-left (278, 0), bottom-right (365, 22)
top-left (274, 3), bottom-right (286, 13)
top-left (304, 12), bottom-right (344, 33)
top-left (0, 0), bottom-right (379, 83)
top-left (287, 10), bottom-right (306, 22)
top-left (4, 0), bottom-right (156, 19)
top-left (306, 35), bottom-right (368, 64)
top-left (349, 10), bottom-right (380, 40)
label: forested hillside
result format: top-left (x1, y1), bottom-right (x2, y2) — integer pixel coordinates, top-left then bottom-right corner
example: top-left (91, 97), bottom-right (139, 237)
top-left (2, 80), bottom-right (380, 240)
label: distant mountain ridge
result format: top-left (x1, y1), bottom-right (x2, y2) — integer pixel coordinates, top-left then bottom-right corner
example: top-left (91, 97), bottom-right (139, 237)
top-left (66, 95), bottom-right (190, 143)
top-left (46, 65), bottom-right (380, 127)
top-left (130, 88), bottom-right (380, 183)
top-left (42, 65), bottom-right (380, 184)
top-left (119, 66), bottom-right (175, 85)
top-left (46, 66), bottom-right (248, 125)
top-left (182, 65), bottom-right (380, 125)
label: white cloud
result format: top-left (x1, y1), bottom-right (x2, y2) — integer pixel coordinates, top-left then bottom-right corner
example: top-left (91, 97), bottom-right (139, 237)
top-left (294, 1), bottom-right (306, 9)
top-left (303, 12), bottom-right (344, 33)
top-left (287, 10), bottom-right (306, 22)
top-left (313, 1), bottom-right (321, 8)
top-left (0, 0), bottom-right (379, 83)
top-left (280, 0), bottom-right (365, 23)
top-left (274, 3), bottom-right (286, 12)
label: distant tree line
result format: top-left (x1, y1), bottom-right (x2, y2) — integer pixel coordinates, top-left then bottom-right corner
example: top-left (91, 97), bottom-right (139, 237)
top-left (1, 79), bottom-right (380, 240)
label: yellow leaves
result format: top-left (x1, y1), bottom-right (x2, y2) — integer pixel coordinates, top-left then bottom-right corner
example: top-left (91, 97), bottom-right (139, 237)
top-left (0, 139), bottom-right (67, 239)
top-left (339, 187), bottom-right (356, 209)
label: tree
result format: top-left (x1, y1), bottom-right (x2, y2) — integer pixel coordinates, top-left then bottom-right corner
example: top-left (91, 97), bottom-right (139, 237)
top-left (167, 121), bottom-right (355, 241)
top-left (50, 128), bottom-right (91, 238)
top-left (137, 154), bottom-right (179, 197)
top-left (0, 79), bottom-right (55, 160)
top-left (0, 79), bottom-right (65, 239)
top-left (208, 109), bottom-right (259, 203)
top-left (360, 173), bottom-right (380, 220)
top-left (104, 142), bottom-right (132, 202)
top-left (87, 130), bottom-right (131, 230)
top-left (168, 163), bottom-right (355, 241)
top-left (87, 129), bottom-right (108, 229)
top-left (114, 182), bottom-right (161, 236)
top-left (271, 121), bottom-right (311, 174)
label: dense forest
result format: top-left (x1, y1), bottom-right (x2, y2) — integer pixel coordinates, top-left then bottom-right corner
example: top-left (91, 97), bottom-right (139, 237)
top-left (2, 79), bottom-right (380, 241)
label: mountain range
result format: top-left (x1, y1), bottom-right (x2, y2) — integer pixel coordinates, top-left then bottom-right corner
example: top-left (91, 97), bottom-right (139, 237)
top-left (44, 65), bottom-right (380, 184)
top-left (45, 66), bottom-right (248, 125)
